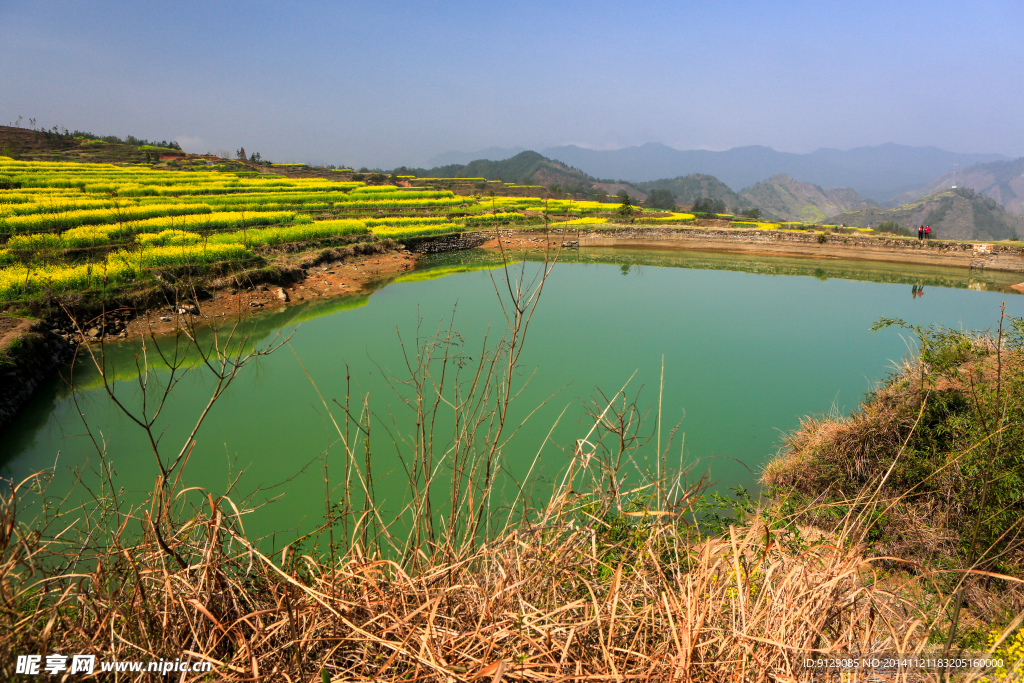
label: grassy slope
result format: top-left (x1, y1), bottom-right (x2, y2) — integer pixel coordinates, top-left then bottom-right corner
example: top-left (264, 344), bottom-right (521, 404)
top-left (739, 174), bottom-right (878, 223)
top-left (830, 187), bottom-right (1024, 241)
top-left (763, 322), bottom-right (1024, 645)
top-left (894, 156), bottom-right (1024, 216)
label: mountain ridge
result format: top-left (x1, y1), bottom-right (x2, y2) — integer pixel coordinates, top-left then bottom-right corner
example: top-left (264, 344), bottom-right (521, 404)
top-left (429, 143), bottom-right (1009, 202)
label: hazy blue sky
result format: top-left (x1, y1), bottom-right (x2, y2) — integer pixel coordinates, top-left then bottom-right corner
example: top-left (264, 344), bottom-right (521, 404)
top-left (3, 0), bottom-right (1022, 168)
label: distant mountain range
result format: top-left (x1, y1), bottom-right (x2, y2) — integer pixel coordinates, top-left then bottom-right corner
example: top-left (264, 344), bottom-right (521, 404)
top-left (427, 143), bottom-right (1008, 203)
top-left (634, 173), bottom-right (879, 223)
top-left (415, 152), bottom-right (881, 223)
top-left (411, 149), bottom-right (1022, 240)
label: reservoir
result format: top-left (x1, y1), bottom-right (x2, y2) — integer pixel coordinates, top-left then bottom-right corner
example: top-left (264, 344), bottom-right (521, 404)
top-left (2, 247), bottom-right (1021, 545)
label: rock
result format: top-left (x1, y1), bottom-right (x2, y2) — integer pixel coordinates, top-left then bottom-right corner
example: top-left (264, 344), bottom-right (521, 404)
top-left (274, 288), bottom-right (289, 302)
top-left (249, 301), bottom-right (264, 308)
top-left (86, 327), bottom-right (101, 338)
top-left (160, 316), bottom-right (172, 322)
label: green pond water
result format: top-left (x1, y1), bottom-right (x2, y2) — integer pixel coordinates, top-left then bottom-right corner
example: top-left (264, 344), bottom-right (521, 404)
top-left (2, 247), bottom-right (1022, 546)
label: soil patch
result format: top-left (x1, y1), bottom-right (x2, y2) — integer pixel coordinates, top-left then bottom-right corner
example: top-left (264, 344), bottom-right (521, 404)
top-left (121, 250), bottom-right (418, 339)
top-left (0, 316), bottom-right (33, 352)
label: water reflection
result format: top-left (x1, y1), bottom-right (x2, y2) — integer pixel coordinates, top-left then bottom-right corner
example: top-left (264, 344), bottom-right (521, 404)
top-left (417, 246), bottom-right (1024, 295)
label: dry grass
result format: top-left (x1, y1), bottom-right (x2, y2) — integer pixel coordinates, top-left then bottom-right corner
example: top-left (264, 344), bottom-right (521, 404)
top-left (1, 469), bottom-right (941, 682)
top-left (761, 371), bottom-right (919, 495)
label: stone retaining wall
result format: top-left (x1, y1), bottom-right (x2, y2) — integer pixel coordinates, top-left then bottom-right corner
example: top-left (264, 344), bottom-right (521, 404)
top-left (574, 226), bottom-right (1024, 254)
top-left (407, 233), bottom-right (488, 254)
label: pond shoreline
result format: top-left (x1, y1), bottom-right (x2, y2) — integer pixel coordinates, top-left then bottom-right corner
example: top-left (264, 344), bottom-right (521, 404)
top-left (474, 226), bottom-right (1024, 276)
top-left (0, 245), bottom-right (419, 433)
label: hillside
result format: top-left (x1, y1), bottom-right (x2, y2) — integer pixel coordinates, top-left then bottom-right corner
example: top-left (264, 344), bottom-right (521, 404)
top-left (0, 125), bottom-right (377, 185)
top-left (0, 124), bottom-right (190, 165)
top-left (894, 157), bottom-right (1024, 216)
top-left (829, 187), bottom-right (1024, 241)
top-left (409, 151), bottom-right (601, 193)
top-left (635, 174), bottom-right (749, 213)
top-left (738, 174), bottom-right (877, 222)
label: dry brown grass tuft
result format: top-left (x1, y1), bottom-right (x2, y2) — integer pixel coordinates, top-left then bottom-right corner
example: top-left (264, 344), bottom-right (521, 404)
top-left (1, 470), bottom-right (938, 682)
top-left (761, 373), bottom-right (918, 495)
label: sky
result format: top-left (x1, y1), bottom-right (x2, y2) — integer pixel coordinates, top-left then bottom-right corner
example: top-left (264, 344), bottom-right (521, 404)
top-left (2, 0), bottom-right (1023, 169)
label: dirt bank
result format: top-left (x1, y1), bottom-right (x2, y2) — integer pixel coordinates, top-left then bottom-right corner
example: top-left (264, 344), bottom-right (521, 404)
top-left (120, 248), bottom-right (418, 339)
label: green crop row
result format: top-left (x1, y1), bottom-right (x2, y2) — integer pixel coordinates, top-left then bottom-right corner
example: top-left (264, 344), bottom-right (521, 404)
top-left (1, 203), bottom-right (215, 234)
top-left (371, 224), bottom-right (464, 240)
top-left (4, 211), bottom-right (297, 252)
top-left (208, 219), bottom-right (367, 246)
top-left (0, 243), bottom-right (251, 302)
top-left (463, 212), bottom-right (527, 226)
top-left (363, 216), bottom-right (451, 227)
top-left (633, 213), bottom-right (696, 224)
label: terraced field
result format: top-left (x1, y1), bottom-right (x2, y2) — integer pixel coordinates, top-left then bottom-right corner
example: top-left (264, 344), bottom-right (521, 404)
top-left (0, 160), bottom-right (464, 300)
top-left (8, 157), bottom-right (848, 303)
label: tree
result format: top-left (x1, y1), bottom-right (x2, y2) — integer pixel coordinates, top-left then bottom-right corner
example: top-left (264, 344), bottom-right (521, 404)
top-left (740, 208), bottom-right (762, 220)
top-left (236, 147), bottom-right (246, 160)
top-left (617, 191), bottom-right (636, 219)
top-left (644, 189), bottom-right (676, 211)
top-left (692, 197), bottom-right (726, 214)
